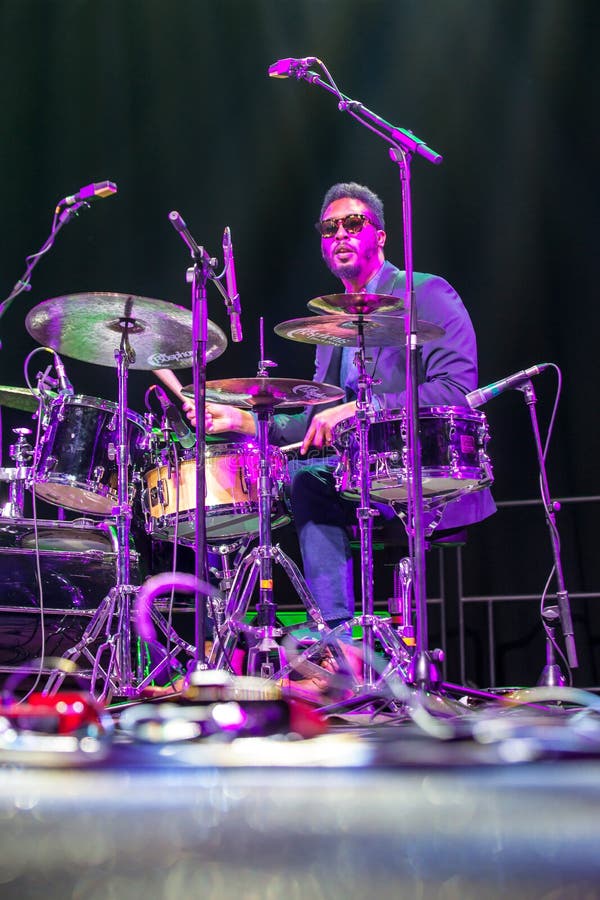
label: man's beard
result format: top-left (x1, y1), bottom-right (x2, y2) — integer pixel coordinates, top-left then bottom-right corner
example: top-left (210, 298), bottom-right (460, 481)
top-left (324, 253), bottom-right (362, 281)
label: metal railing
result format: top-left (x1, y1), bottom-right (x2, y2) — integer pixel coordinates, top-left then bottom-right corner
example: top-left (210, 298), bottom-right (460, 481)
top-left (456, 495), bottom-right (600, 687)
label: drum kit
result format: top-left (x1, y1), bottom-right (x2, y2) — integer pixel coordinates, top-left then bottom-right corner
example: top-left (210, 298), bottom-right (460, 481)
top-left (0, 286), bottom-right (493, 700)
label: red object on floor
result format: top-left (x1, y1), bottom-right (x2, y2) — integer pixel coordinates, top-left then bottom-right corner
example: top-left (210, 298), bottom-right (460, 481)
top-left (1, 692), bottom-right (106, 735)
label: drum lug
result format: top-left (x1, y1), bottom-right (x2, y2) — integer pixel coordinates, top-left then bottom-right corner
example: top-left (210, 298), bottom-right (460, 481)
top-left (448, 447), bottom-right (461, 475)
top-left (107, 442), bottom-right (116, 462)
top-left (107, 414), bottom-right (117, 432)
top-left (93, 465), bottom-right (105, 483)
top-left (241, 464), bottom-right (252, 497)
top-left (333, 457), bottom-right (348, 492)
top-left (157, 478), bottom-right (168, 508)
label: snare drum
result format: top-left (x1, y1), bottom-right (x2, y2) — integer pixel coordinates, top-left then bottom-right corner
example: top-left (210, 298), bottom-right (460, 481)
top-left (332, 406), bottom-right (493, 503)
top-left (144, 441), bottom-right (290, 543)
top-left (33, 395), bottom-right (148, 515)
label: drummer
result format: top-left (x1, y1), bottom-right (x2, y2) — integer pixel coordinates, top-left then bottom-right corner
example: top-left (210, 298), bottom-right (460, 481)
top-left (159, 182), bottom-right (495, 633)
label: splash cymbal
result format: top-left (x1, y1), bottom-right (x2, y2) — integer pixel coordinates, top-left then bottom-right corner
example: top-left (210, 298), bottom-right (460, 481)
top-left (183, 377), bottom-right (345, 409)
top-left (0, 385), bottom-right (56, 412)
top-left (307, 292), bottom-right (404, 316)
top-left (25, 292), bottom-right (228, 370)
top-left (274, 313), bottom-right (444, 346)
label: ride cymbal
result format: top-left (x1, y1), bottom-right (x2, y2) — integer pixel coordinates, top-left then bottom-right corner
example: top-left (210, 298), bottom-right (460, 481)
top-left (25, 292), bottom-right (228, 370)
top-left (183, 377), bottom-right (345, 409)
top-left (307, 292), bottom-right (404, 316)
top-left (274, 313), bottom-right (444, 346)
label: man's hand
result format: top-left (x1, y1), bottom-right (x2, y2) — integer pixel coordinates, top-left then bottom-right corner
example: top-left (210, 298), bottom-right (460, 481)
top-left (182, 400), bottom-right (256, 436)
top-left (300, 401), bottom-right (356, 454)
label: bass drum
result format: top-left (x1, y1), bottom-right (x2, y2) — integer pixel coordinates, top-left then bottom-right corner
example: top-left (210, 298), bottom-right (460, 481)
top-left (33, 394), bottom-right (148, 515)
top-left (332, 405), bottom-right (493, 503)
top-left (0, 518), bottom-right (140, 667)
top-left (144, 441), bottom-right (290, 545)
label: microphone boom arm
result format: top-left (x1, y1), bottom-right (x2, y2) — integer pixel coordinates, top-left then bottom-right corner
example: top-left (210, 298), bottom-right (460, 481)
top-left (292, 65), bottom-right (442, 165)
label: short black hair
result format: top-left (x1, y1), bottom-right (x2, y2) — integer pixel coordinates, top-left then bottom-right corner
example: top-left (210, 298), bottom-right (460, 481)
top-left (319, 182), bottom-right (385, 229)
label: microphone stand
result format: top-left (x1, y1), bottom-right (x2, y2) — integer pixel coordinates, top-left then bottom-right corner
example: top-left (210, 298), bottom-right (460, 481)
top-left (168, 212), bottom-right (240, 673)
top-left (518, 379), bottom-right (578, 678)
top-left (168, 213), bottom-right (215, 671)
top-left (292, 60), bottom-right (442, 688)
top-left (0, 201), bottom-right (89, 338)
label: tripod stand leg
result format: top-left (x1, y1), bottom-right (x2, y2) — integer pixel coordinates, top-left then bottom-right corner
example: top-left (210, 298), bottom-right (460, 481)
top-left (209, 549), bottom-right (261, 671)
top-left (270, 545), bottom-right (326, 627)
top-left (43, 589), bottom-right (119, 695)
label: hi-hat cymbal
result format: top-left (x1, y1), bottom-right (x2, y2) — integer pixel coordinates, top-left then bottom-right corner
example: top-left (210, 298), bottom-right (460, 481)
top-left (25, 292), bottom-right (228, 370)
top-left (274, 313), bottom-right (444, 346)
top-left (183, 377), bottom-right (345, 409)
top-left (0, 385), bottom-right (56, 412)
top-left (307, 292), bottom-right (404, 316)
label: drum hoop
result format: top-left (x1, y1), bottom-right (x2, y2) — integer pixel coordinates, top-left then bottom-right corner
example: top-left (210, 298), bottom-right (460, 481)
top-left (48, 393), bottom-right (146, 429)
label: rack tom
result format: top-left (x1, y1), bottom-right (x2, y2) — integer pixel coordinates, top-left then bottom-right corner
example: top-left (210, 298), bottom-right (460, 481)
top-left (33, 394), bottom-right (148, 515)
top-left (332, 405), bottom-right (493, 503)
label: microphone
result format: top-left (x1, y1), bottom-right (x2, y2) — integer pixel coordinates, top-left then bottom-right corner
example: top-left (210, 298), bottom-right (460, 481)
top-left (53, 352), bottom-right (74, 394)
top-left (58, 180), bottom-right (117, 208)
top-left (168, 210), bottom-right (217, 266)
top-left (268, 57), bottom-right (318, 78)
top-left (222, 226), bottom-right (242, 343)
top-left (155, 386), bottom-right (196, 449)
top-left (466, 364), bottom-right (550, 409)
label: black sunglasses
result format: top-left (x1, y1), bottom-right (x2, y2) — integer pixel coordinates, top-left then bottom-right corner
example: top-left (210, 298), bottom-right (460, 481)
top-left (315, 213), bottom-right (378, 239)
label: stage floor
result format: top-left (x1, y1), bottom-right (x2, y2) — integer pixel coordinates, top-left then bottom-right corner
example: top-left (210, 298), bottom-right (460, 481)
top-left (2, 694), bottom-right (600, 900)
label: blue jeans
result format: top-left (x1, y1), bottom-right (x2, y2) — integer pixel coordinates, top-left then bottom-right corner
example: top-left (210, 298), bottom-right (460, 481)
top-left (288, 462), bottom-right (359, 626)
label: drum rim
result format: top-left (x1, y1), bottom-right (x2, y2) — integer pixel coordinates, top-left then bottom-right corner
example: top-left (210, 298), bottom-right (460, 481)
top-left (333, 404), bottom-right (489, 434)
top-left (46, 393), bottom-right (147, 427)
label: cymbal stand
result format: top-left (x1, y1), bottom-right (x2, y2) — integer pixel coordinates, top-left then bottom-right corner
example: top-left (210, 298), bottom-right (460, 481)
top-left (210, 396), bottom-right (327, 678)
top-left (44, 323), bottom-right (142, 699)
top-left (44, 322), bottom-right (195, 699)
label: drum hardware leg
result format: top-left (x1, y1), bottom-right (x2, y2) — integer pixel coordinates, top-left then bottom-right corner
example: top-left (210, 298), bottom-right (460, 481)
top-left (209, 540), bottom-right (325, 675)
top-left (0, 428), bottom-right (33, 518)
top-left (389, 557), bottom-right (415, 644)
top-left (44, 587), bottom-right (120, 697)
top-left (44, 580), bottom-right (198, 699)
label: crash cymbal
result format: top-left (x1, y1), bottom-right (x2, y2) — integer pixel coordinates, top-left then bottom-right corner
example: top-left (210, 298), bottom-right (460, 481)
top-left (0, 385), bottom-right (56, 412)
top-left (274, 313), bottom-right (444, 346)
top-left (307, 292), bottom-right (404, 316)
top-left (183, 377), bottom-right (345, 409)
top-left (25, 292), bottom-right (228, 370)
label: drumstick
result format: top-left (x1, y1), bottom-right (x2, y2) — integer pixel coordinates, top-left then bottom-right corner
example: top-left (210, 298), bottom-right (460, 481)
top-left (153, 368), bottom-right (188, 404)
top-left (279, 442), bottom-right (303, 453)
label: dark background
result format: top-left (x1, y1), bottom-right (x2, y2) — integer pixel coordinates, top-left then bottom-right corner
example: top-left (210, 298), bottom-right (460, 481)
top-left (0, 0), bottom-right (598, 687)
